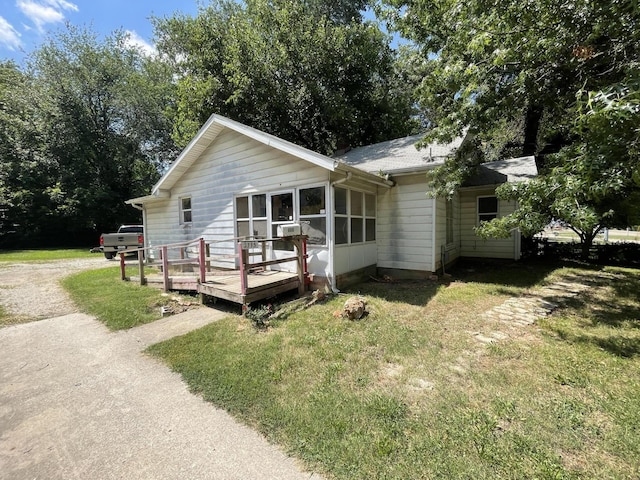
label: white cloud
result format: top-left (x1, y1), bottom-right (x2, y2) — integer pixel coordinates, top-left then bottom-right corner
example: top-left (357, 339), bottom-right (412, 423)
top-left (124, 30), bottom-right (156, 57)
top-left (16, 0), bottom-right (79, 33)
top-left (0, 16), bottom-right (22, 50)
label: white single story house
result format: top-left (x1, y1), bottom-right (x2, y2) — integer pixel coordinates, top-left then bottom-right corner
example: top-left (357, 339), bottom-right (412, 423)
top-left (127, 114), bottom-right (536, 290)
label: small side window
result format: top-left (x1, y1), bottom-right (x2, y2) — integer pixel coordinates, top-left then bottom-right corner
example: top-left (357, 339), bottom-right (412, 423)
top-left (478, 196), bottom-right (498, 224)
top-left (180, 197), bottom-right (192, 224)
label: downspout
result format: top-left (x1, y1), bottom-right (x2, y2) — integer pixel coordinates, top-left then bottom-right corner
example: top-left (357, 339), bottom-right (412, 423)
top-left (328, 171), bottom-right (352, 292)
top-left (331, 171), bottom-right (352, 187)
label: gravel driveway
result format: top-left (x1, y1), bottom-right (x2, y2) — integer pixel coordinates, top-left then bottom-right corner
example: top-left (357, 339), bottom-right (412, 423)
top-left (0, 257), bottom-right (106, 320)
top-left (0, 257), bottom-right (321, 479)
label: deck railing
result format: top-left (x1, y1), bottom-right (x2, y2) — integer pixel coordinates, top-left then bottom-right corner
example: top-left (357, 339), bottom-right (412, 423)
top-left (118, 236), bottom-right (308, 297)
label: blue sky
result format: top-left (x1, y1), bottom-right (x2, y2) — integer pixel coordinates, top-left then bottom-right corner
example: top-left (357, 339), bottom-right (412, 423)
top-left (0, 0), bottom-right (201, 63)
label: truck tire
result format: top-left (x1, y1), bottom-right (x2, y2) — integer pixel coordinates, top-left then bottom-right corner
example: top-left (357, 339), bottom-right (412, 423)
top-left (104, 252), bottom-right (115, 260)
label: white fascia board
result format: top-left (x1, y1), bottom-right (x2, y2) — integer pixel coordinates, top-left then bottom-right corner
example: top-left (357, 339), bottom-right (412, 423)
top-left (152, 114), bottom-right (220, 195)
top-left (214, 115), bottom-right (335, 171)
top-left (151, 114), bottom-right (336, 195)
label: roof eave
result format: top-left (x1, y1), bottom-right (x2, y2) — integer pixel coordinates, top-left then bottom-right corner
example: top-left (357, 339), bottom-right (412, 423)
top-left (336, 163), bottom-right (395, 188)
top-left (152, 114), bottom-right (336, 196)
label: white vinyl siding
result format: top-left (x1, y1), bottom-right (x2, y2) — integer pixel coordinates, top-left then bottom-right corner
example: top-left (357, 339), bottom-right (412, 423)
top-left (144, 128), bottom-right (330, 275)
top-left (432, 195), bottom-right (460, 271)
top-left (376, 174), bottom-right (435, 272)
top-left (459, 188), bottom-right (517, 259)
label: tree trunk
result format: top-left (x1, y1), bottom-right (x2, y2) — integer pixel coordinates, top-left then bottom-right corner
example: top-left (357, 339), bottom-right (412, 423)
top-left (522, 104), bottom-right (543, 156)
top-left (580, 233), bottom-right (595, 261)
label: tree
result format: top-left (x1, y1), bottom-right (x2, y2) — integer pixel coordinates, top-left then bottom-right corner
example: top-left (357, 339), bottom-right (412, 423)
top-left (8, 26), bottom-right (179, 245)
top-left (153, 0), bottom-right (417, 155)
top-left (381, 0), bottom-right (640, 255)
top-left (0, 61), bottom-right (55, 244)
top-left (478, 72), bottom-right (640, 258)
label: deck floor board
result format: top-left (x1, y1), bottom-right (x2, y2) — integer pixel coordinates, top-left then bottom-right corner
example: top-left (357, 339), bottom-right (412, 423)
top-left (134, 270), bottom-right (299, 305)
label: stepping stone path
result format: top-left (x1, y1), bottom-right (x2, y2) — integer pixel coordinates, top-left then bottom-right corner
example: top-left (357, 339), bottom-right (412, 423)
top-left (472, 280), bottom-right (590, 345)
top-left (449, 278), bottom-right (591, 375)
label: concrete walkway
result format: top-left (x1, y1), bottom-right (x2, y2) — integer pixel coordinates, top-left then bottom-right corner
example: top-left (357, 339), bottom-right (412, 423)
top-left (0, 309), bottom-right (322, 480)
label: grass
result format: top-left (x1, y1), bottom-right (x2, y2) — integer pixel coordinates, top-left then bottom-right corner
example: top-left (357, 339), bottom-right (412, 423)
top-left (147, 261), bottom-right (640, 479)
top-left (0, 248), bottom-right (95, 262)
top-left (62, 266), bottom-right (194, 330)
top-left (0, 304), bottom-right (31, 327)
top-left (540, 229), bottom-right (640, 243)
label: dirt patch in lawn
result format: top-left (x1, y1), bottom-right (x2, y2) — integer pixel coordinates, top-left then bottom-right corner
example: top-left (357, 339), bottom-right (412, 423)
top-left (0, 257), bottom-right (107, 324)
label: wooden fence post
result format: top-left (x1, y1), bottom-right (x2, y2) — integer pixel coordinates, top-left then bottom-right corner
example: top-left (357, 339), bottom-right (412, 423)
top-left (138, 249), bottom-right (146, 285)
top-left (120, 253), bottom-right (126, 280)
top-left (238, 242), bottom-right (248, 297)
top-left (199, 237), bottom-right (206, 284)
top-left (161, 246), bottom-right (169, 292)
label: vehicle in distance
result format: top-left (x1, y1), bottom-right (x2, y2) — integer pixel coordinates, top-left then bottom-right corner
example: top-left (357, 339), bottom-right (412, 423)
top-left (100, 225), bottom-right (144, 259)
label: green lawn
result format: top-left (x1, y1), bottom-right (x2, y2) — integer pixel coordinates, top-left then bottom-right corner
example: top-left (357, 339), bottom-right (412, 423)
top-left (147, 262), bottom-right (640, 479)
top-left (0, 248), bottom-right (95, 262)
top-left (62, 267), bottom-right (192, 330)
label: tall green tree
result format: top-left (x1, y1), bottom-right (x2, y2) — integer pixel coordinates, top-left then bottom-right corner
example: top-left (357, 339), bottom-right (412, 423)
top-left (6, 26), bottom-right (179, 245)
top-left (0, 61), bottom-right (53, 243)
top-left (382, 0), bottom-right (640, 255)
top-left (154, 0), bottom-right (416, 155)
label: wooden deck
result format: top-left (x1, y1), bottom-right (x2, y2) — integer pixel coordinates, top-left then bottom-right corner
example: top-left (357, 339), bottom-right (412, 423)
top-left (122, 236), bottom-right (308, 307)
top-left (137, 270), bottom-right (300, 305)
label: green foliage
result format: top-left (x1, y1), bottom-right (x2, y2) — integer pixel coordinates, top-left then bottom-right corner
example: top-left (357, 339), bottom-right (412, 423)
top-left (153, 0), bottom-right (417, 155)
top-left (382, 0), bottom-right (640, 251)
top-left (0, 27), bottom-right (178, 247)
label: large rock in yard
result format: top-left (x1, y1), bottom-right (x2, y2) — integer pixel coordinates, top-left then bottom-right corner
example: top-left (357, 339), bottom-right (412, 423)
top-left (342, 296), bottom-right (367, 320)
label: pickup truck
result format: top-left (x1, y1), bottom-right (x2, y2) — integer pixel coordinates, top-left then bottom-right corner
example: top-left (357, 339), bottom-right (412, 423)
top-left (100, 225), bottom-right (144, 259)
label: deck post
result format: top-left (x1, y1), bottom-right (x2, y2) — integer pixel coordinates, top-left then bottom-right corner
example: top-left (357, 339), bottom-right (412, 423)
top-left (294, 237), bottom-right (306, 295)
top-left (238, 242), bottom-right (248, 297)
top-left (261, 240), bottom-right (267, 264)
top-left (302, 237), bottom-right (309, 286)
top-left (205, 242), bottom-right (211, 272)
top-left (138, 249), bottom-right (146, 285)
top-left (120, 253), bottom-right (126, 280)
top-left (199, 237), bottom-right (206, 283)
top-left (161, 246), bottom-right (169, 292)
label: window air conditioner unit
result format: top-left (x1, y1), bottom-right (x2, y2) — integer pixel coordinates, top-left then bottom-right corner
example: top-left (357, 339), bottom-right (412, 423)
top-left (277, 224), bottom-right (301, 237)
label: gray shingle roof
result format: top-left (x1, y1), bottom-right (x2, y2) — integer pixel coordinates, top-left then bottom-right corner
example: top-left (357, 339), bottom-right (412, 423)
top-left (463, 156), bottom-right (537, 187)
top-left (336, 134), bottom-right (465, 175)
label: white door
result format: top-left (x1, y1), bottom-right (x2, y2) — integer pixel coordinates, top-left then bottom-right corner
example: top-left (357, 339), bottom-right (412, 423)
top-left (269, 191), bottom-right (297, 271)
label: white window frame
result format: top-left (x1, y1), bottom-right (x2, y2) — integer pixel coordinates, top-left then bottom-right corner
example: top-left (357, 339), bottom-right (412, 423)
top-left (298, 184), bottom-right (328, 247)
top-left (235, 193), bottom-right (267, 239)
top-left (180, 196), bottom-right (192, 224)
top-left (334, 186), bottom-right (376, 246)
top-left (477, 195), bottom-right (498, 224)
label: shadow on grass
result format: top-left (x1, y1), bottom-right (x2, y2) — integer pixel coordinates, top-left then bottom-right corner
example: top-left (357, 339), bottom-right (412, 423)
top-left (447, 258), bottom-right (562, 289)
top-left (554, 270), bottom-right (640, 331)
top-left (347, 280), bottom-right (441, 306)
top-left (551, 327), bottom-right (640, 358)
top-left (544, 267), bottom-right (640, 357)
